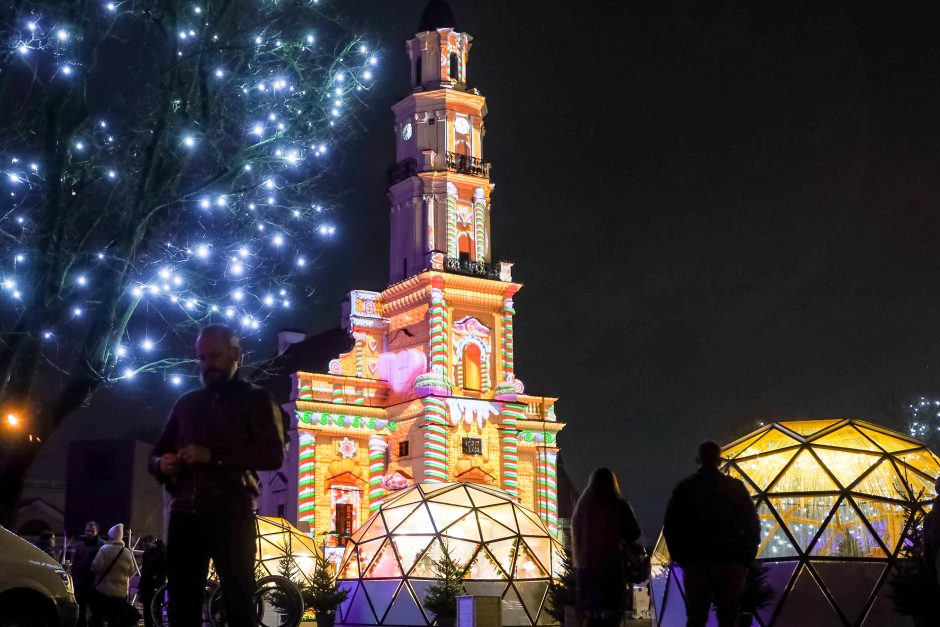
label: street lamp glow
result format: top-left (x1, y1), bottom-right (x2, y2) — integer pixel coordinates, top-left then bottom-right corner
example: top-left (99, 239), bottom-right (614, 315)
top-left (6, 413), bottom-right (19, 427)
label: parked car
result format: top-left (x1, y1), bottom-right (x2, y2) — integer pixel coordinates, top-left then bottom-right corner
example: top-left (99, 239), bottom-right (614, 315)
top-left (0, 525), bottom-right (78, 627)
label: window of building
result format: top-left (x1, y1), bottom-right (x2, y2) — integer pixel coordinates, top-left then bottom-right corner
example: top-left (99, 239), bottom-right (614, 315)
top-left (335, 503), bottom-right (354, 545)
top-left (463, 343), bottom-right (481, 390)
top-left (462, 437), bottom-right (482, 455)
top-left (399, 440), bottom-right (410, 458)
top-left (415, 57), bottom-right (422, 86)
top-left (458, 233), bottom-right (471, 263)
top-left (449, 53), bottom-right (459, 80)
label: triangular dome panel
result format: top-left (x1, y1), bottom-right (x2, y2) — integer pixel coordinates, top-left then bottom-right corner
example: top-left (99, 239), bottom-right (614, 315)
top-left (514, 580), bottom-right (549, 624)
top-left (429, 484), bottom-right (473, 507)
top-left (727, 465), bottom-right (759, 496)
top-left (469, 487), bottom-right (509, 508)
top-left (501, 584), bottom-right (529, 626)
top-left (741, 428), bottom-right (802, 456)
top-left (441, 512), bottom-right (482, 543)
top-left (811, 561), bottom-right (884, 626)
top-left (381, 503), bottom-right (420, 533)
top-left (860, 586), bottom-right (908, 627)
top-left (384, 583), bottom-right (427, 626)
top-left (337, 581), bottom-right (359, 620)
top-left (736, 449), bottom-right (799, 490)
top-left (392, 535), bottom-right (434, 576)
top-left (362, 580), bottom-right (402, 623)
top-left (661, 568), bottom-right (687, 627)
top-left (364, 539), bottom-right (403, 578)
top-left (769, 449), bottom-right (839, 493)
top-left (420, 482), bottom-right (459, 499)
top-left (757, 500), bottom-right (799, 558)
top-left (723, 429), bottom-right (771, 460)
top-left (340, 548), bottom-right (360, 579)
top-left (514, 508), bottom-right (548, 536)
top-left (810, 500), bottom-right (885, 558)
top-left (852, 459), bottom-right (908, 502)
top-left (780, 419), bottom-right (840, 437)
top-left (427, 502), bottom-right (470, 534)
top-left (852, 496), bottom-right (905, 556)
top-left (814, 425), bottom-right (881, 452)
top-left (813, 448), bottom-right (880, 489)
top-left (360, 515), bottom-right (389, 543)
top-left (466, 547), bottom-right (508, 579)
top-left (463, 581), bottom-right (508, 597)
top-left (477, 511), bottom-right (518, 541)
top-left (397, 503), bottom-right (436, 535)
top-left (408, 580), bottom-right (440, 624)
top-left (857, 426), bottom-right (919, 453)
top-left (488, 537), bottom-right (519, 576)
top-left (343, 580), bottom-right (377, 624)
top-left (386, 487), bottom-right (424, 508)
top-left (897, 449), bottom-right (940, 477)
top-left (767, 495), bottom-right (836, 551)
top-left (774, 566), bottom-right (842, 625)
top-left (898, 466), bottom-right (937, 502)
top-left (753, 561), bottom-right (799, 626)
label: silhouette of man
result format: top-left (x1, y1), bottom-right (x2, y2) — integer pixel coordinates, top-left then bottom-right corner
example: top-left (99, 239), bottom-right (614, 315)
top-left (664, 440), bottom-right (760, 627)
top-left (150, 325), bottom-right (284, 627)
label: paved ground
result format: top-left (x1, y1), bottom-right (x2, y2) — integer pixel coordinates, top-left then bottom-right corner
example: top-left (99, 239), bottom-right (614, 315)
top-left (624, 620), bottom-right (653, 627)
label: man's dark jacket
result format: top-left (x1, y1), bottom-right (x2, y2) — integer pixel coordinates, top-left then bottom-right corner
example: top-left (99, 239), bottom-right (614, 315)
top-left (663, 466), bottom-right (761, 565)
top-left (71, 536), bottom-right (104, 591)
top-left (148, 374), bottom-right (285, 513)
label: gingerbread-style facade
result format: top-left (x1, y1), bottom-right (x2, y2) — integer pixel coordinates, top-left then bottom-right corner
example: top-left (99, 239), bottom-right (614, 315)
top-left (289, 8), bottom-right (564, 548)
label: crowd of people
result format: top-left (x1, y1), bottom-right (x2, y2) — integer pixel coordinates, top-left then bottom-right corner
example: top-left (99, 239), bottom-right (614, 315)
top-left (29, 520), bottom-right (166, 627)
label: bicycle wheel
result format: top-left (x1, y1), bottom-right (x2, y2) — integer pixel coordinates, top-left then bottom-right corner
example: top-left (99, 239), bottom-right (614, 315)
top-left (152, 580), bottom-right (220, 626)
top-left (254, 575), bottom-right (304, 627)
top-left (150, 583), bottom-right (169, 627)
top-left (209, 575), bottom-right (304, 627)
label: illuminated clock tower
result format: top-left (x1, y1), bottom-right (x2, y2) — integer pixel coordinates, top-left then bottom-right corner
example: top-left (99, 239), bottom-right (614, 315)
top-left (288, 1), bottom-right (564, 547)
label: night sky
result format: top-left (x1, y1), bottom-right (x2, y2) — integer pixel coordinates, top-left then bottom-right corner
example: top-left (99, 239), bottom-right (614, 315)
top-left (37, 0), bottom-right (940, 535)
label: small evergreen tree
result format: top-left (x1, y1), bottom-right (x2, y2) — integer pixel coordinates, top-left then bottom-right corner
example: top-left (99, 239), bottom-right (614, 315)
top-left (546, 548), bottom-right (575, 623)
top-left (422, 542), bottom-right (467, 625)
top-left (889, 506), bottom-right (939, 624)
top-left (305, 554), bottom-right (349, 618)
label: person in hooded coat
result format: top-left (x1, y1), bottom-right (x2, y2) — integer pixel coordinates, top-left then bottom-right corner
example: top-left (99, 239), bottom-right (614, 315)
top-left (90, 523), bottom-right (137, 627)
top-left (572, 467), bottom-right (642, 627)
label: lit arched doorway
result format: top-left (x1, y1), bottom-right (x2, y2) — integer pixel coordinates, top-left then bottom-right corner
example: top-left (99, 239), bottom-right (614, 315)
top-left (463, 343), bottom-right (482, 391)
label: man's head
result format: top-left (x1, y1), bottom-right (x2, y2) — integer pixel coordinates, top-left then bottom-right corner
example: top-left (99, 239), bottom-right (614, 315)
top-left (84, 521), bottom-right (98, 540)
top-left (196, 325), bottom-right (240, 387)
top-left (696, 440), bottom-right (723, 469)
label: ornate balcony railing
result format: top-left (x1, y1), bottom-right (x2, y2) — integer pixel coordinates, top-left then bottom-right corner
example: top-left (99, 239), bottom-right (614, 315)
top-left (442, 256), bottom-right (502, 280)
top-left (387, 158), bottom-right (417, 186)
top-left (445, 152), bottom-right (491, 178)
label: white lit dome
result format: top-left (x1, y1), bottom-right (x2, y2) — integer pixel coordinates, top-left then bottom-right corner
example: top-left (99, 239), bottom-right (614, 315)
top-left (336, 482), bottom-right (564, 626)
top-left (652, 419), bottom-right (940, 627)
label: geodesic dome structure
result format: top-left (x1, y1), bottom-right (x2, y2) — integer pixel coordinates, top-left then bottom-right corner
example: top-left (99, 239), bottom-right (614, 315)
top-left (652, 419), bottom-right (940, 627)
top-left (255, 516), bottom-right (323, 586)
top-left (335, 483), bottom-right (564, 627)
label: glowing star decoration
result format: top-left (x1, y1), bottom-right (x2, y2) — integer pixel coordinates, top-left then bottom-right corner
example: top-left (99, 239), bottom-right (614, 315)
top-left (337, 437), bottom-right (358, 459)
top-left (445, 398), bottom-right (500, 429)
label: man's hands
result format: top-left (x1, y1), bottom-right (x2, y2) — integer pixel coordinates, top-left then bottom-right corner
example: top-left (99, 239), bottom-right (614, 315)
top-left (159, 453), bottom-right (181, 477)
top-left (160, 445), bottom-right (212, 477)
top-left (178, 444), bottom-right (212, 466)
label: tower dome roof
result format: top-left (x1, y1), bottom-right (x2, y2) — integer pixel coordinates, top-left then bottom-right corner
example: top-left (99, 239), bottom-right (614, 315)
top-left (419, 0), bottom-right (458, 32)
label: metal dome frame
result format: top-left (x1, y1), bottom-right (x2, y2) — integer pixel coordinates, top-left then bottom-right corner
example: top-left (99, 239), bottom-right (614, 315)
top-left (652, 419), bottom-right (940, 627)
top-left (335, 482), bottom-right (564, 627)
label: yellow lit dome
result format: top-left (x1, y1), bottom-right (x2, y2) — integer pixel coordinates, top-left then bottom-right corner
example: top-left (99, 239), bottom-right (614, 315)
top-left (652, 419), bottom-right (940, 627)
top-left (336, 482), bottom-right (564, 626)
top-left (255, 516), bottom-right (323, 585)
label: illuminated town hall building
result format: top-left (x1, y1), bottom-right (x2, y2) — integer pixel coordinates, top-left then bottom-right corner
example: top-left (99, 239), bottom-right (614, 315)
top-left (275, 3), bottom-right (565, 548)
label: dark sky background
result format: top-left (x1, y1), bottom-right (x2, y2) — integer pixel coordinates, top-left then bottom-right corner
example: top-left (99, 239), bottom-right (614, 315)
top-left (36, 0), bottom-right (940, 535)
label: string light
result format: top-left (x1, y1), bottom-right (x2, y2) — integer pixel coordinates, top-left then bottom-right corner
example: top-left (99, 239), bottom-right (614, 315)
top-left (1, 3), bottom-right (379, 386)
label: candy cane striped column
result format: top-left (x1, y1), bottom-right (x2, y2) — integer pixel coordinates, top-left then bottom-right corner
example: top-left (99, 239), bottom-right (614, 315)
top-left (538, 449), bottom-right (559, 538)
top-left (501, 298), bottom-right (515, 380)
top-left (446, 194), bottom-right (458, 257)
top-left (423, 396), bottom-right (450, 482)
top-left (473, 196), bottom-right (486, 260)
top-left (368, 436), bottom-right (388, 513)
top-left (500, 404), bottom-right (525, 498)
top-left (298, 432), bottom-right (317, 528)
top-left (429, 284), bottom-right (449, 375)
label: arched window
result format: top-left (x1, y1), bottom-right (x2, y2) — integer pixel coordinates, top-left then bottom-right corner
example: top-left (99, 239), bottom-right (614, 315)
top-left (463, 343), bottom-right (481, 391)
top-left (458, 232), bottom-right (471, 263)
top-left (449, 53), bottom-right (460, 81)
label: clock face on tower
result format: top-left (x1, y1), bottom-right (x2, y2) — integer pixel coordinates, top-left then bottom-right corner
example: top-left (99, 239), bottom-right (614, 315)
top-left (402, 122), bottom-right (413, 141)
top-left (454, 116), bottom-right (471, 136)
